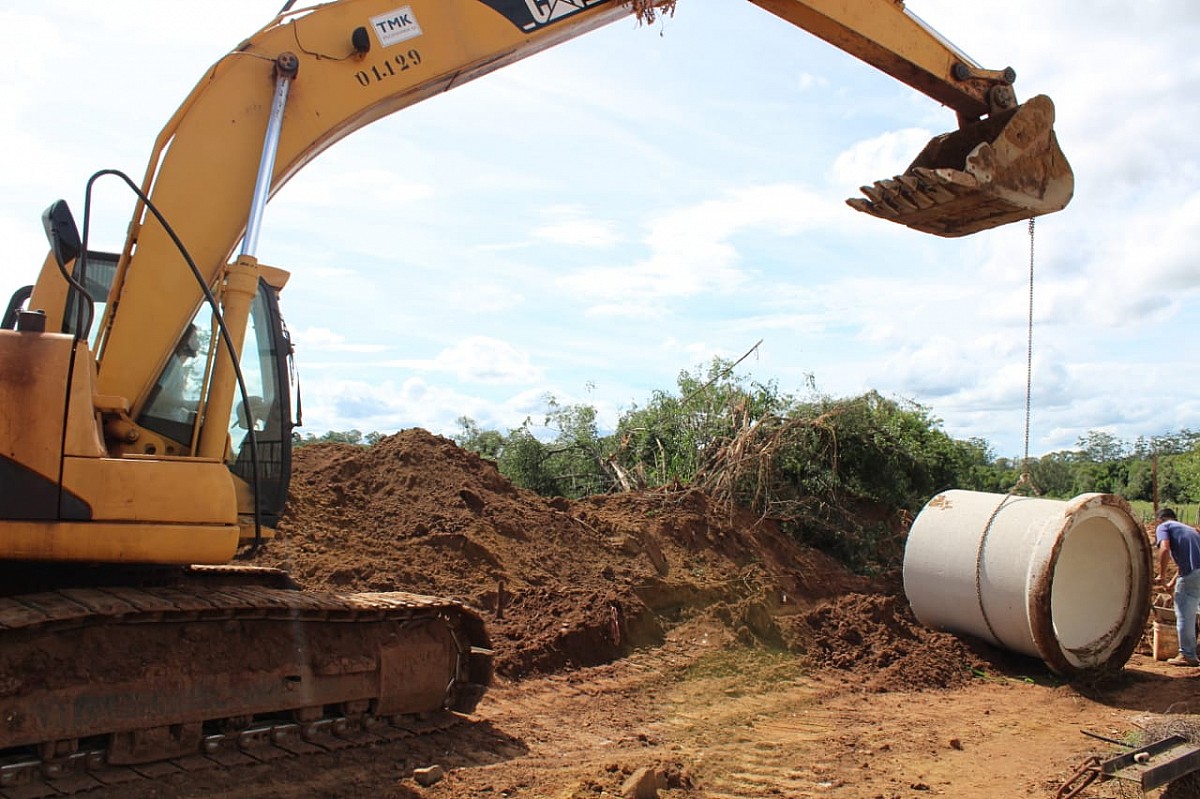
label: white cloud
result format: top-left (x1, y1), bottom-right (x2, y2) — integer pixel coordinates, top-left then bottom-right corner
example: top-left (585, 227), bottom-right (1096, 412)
top-left (830, 128), bottom-right (935, 189)
top-left (276, 167), bottom-right (434, 209)
top-left (382, 336), bottom-right (543, 385)
top-left (293, 327), bottom-right (387, 354)
top-left (795, 73), bottom-right (829, 93)
top-left (558, 183), bottom-right (841, 303)
top-left (296, 377), bottom-right (596, 439)
top-left (446, 280), bottom-right (525, 314)
top-left (532, 205), bottom-right (621, 247)
top-left (298, 377), bottom-right (487, 436)
top-left (584, 302), bottom-right (667, 321)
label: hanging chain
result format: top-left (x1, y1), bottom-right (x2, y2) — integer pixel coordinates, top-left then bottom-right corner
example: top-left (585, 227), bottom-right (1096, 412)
top-left (1020, 218), bottom-right (1036, 485)
top-left (978, 220), bottom-right (1041, 622)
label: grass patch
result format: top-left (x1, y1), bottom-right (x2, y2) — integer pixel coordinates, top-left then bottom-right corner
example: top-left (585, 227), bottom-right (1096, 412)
top-left (1129, 499), bottom-right (1200, 526)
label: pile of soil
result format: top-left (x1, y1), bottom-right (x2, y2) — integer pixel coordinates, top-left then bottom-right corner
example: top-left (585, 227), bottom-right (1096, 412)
top-left (254, 429), bottom-right (978, 687)
top-left (781, 593), bottom-right (983, 691)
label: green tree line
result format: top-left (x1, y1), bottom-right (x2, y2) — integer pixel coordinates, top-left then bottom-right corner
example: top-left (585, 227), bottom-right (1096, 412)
top-left (295, 359), bottom-right (1200, 570)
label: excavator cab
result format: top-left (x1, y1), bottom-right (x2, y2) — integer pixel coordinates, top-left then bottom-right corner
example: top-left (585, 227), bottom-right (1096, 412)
top-left (846, 95), bottom-right (1073, 237)
top-left (22, 198), bottom-right (297, 531)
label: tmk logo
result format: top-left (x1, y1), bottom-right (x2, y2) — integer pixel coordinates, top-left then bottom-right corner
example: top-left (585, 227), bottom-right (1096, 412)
top-left (477, 0), bottom-right (608, 32)
top-left (369, 6), bottom-right (423, 47)
top-left (375, 12), bottom-right (413, 34)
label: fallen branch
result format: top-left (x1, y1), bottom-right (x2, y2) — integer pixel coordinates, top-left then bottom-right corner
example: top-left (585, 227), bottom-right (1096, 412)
top-left (625, 0), bottom-right (678, 25)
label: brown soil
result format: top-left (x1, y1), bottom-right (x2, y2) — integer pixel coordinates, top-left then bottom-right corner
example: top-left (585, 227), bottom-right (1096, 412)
top-left (105, 430), bottom-right (1200, 797)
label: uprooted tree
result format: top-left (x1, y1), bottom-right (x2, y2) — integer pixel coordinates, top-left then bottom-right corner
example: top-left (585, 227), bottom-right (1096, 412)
top-left (454, 358), bottom-right (976, 573)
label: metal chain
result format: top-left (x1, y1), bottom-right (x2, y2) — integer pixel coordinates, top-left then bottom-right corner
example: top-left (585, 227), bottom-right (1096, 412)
top-left (1023, 218), bottom-right (1035, 473)
top-left (975, 221), bottom-right (1041, 643)
top-left (1000, 219), bottom-right (1039, 497)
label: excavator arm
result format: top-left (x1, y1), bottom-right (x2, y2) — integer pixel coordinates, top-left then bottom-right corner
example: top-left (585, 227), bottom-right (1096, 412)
top-left (749, 0), bottom-right (1009, 122)
top-left (85, 0), bottom-right (1070, 439)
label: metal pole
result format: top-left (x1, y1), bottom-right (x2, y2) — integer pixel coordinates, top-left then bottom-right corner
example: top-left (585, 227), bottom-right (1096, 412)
top-left (241, 53), bottom-right (299, 258)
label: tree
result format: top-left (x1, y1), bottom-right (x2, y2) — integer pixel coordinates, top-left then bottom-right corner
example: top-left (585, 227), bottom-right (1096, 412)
top-left (1162, 451), bottom-right (1200, 504)
top-left (1077, 430), bottom-right (1127, 463)
top-left (455, 402), bottom-right (616, 499)
top-left (540, 396), bottom-right (615, 497)
top-left (293, 429), bottom-right (369, 447)
top-left (1121, 457), bottom-right (1154, 501)
top-left (947, 438), bottom-right (1000, 492)
top-left (495, 422), bottom-right (559, 497)
top-left (1072, 459), bottom-right (1128, 495)
top-left (454, 416), bottom-right (505, 460)
top-left (1028, 451), bottom-right (1079, 498)
top-left (613, 358), bottom-right (791, 486)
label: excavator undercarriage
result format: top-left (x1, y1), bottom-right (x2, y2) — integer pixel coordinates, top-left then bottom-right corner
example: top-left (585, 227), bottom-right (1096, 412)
top-left (0, 566), bottom-right (491, 793)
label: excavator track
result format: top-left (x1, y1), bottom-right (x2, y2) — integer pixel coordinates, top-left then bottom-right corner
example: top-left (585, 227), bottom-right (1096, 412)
top-left (0, 580), bottom-right (492, 797)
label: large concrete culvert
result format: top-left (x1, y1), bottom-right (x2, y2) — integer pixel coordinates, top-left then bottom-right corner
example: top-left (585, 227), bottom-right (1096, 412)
top-left (903, 490), bottom-right (1152, 676)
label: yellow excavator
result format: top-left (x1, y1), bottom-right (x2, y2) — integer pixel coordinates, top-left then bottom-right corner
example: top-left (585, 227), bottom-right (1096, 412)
top-left (0, 0), bottom-right (1072, 785)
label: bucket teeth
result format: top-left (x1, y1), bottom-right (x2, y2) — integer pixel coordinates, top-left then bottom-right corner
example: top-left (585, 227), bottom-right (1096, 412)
top-left (845, 197), bottom-right (874, 215)
top-left (895, 176), bottom-right (935, 210)
top-left (857, 183), bottom-right (900, 217)
top-left (846, 167), bottom-right (994, 235)
top-left (856, 168), bottom-right (978, 214)
top-left (912, 167), bottom-right (979, 194)
top-left (904, 172), bottom-right (957, 204)
top-left (878, 180), bottom-right (919, 212)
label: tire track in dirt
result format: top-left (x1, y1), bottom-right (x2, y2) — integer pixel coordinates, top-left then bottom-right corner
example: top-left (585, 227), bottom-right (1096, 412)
top-left (656, 670), bottom-right (846, 797)
top-left (718, 716), bottom-right (853, 795)
top-left (471, 626), bottom-right (730, 755)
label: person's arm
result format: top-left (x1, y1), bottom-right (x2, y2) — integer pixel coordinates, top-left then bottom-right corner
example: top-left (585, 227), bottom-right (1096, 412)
top-left (1159, 539), bottom-right (1176, 589)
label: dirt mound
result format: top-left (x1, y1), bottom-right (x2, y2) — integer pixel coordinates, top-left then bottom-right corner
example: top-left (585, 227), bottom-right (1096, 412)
top-left (779, 593), bottom-right (983, 691)
top-left (255, 429), bottom-right (950, 681)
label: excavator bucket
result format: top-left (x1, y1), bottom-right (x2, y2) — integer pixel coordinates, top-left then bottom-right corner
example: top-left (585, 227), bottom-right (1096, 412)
top-left (846, 95), bottom-right (1073, 237)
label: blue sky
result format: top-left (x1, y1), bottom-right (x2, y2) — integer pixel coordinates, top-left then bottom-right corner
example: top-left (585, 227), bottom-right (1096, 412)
top-left (3, 1), bottom-right (1199, 459)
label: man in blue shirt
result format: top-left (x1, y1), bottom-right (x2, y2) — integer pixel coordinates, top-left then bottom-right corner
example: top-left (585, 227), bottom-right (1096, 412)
top-left (1156, 508), bottom-right (1200, 666)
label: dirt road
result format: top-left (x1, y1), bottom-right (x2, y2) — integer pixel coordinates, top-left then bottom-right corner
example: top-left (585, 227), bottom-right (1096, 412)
top-left (450, 628), bottom-right (1200, 798)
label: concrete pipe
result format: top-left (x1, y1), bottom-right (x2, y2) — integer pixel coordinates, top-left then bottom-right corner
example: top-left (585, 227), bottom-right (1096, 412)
top-left (903, 490), bottom-right (1151, 676)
